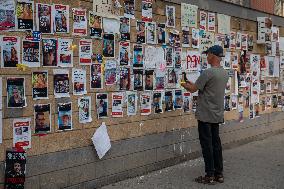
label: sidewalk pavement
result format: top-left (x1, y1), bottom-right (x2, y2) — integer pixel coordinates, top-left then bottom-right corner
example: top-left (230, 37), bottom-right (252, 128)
top-left (102, 133), bottom-right (284, 189)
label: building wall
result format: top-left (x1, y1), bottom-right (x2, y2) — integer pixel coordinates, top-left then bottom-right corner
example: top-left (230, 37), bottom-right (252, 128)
top-left (0, 0), bottom-right (284, 188)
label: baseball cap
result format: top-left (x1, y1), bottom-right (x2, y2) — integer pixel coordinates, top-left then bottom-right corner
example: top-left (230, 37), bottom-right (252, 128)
top-left (203, 45), bottom-right (224, 57)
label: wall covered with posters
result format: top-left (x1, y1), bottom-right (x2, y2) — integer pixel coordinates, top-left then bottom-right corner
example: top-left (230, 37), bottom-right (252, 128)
top-left (0, 0), bottom-right (284, 188)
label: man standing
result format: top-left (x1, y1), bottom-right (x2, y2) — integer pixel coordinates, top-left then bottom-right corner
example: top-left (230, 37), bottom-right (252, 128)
top-left (181, 45), bottom-right (229, 184)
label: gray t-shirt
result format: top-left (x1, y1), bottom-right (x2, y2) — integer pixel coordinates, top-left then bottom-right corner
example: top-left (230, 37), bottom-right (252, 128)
top-left (195, 67), bottom-right (229, 123)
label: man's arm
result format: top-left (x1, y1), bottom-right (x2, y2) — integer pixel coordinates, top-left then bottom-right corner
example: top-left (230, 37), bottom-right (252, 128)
top-left (181, 81), bottom-right (198, 93)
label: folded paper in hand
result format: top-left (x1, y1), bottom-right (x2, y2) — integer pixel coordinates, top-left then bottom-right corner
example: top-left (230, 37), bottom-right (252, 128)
top-left (91, 122), bottom-right (111, 159)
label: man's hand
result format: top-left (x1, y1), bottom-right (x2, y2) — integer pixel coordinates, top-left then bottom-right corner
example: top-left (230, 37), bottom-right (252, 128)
top-left (181, 81), bottom-right (198, 93)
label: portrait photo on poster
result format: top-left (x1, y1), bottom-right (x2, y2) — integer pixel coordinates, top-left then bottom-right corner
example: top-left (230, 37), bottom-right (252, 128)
top-left (72, 8), bottom-right (87, 36)
top-left (136, 21), bottom-right (146, 44)
top-left (32, 71), bottom-right (48, 100)
top-left (16, 0), bottom-right (34, 31)
top-left (119, 67), bottom-right (131, 90)
top-left (53, 69), bottom-right (70, 98)
top-left (103, 34), bottom-right (115, 58)
top-left (120, 17), bottom-right (130, 41)
top-left (4, 150), bottom-right (26, 189)
top-left (58, 38), bottom-right (73, 67)
top-left (22, 40), bottom-right (40, 67)
top-left (165, 90), bottom-right (174, 112)
top-left (105, 60), bottom-right (117, 86)
top-left (133, 69), bottom-right (144, 91)
top-left (53, 4), bottom-right (69, 33)
top-left (140, 92), bottom-right (152, 115)
top-left (157, 23), bottom-right (166, 44)
top-left (79, 39), bottom-right (92, 65)
top-left (119, 41), bottom-right (130, 66)
top-left (34, 104), bottom-right (51, 134)
top-left (7, 77), bottom-right (26, 108)
top-left (58, 102), bottom-right (72, 130)
top-left (42, 38), bottom-right (58, 67)
top-left (89, 12), bottom-right (103, 38)
top-left (90, 64), bottom-right (103, 89)
top-left (78, 96), bottom-right (92, 123)
top-left (126, 91), bottom-right (137, 116)
top-left (96, 93), bottom-right (108, 119)
top-left (1, 36), bottom-right (20, 68)
top-left (72, 68), bottom-right (87, 95)
top-left (153, 91), bottom-right (163, 114)
top-left (133, 44), bottom-right (144, 68)
top-left (36, 3), bottom-right (53, 34)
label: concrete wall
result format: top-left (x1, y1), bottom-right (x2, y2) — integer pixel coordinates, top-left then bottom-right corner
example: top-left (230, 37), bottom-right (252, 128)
top-left (0, 0), bottom-right (284, 188)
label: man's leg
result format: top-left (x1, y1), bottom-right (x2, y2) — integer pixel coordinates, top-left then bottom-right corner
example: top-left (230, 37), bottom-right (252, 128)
top-left (211, 123), bottom-right (223, 176)
top-left (198, 121), bottom-right (214, 176)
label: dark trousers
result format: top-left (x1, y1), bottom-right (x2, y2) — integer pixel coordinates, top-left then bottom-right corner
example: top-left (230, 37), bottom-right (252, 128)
top-left (198, 120), bottom-right (223, 177)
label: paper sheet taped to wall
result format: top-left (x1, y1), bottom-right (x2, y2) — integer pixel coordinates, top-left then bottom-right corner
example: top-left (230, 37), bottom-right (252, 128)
top-left (92, 122), bottom-right (111, 159)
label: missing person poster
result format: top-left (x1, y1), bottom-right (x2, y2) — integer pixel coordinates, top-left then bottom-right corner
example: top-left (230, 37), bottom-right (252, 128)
top-left (36, 3), bottom-right (52, 34)
top-left (103, 34), bottom-right (115, 58)
top-left (157, 23), bottom-right (166, 44)
top-left (208, 12), bottom-right (215, 32)
top-left (89, 12), bottom-right (102, 38)
top-left (72, 68), bottom-right (87, 95)
top-left (136, 21), bottom-right (146, 44)
top-left (155, 69), bottom-right (165, 90)
top-left (42, 38), bottom-right (58, 67)
top-left (53, 69), bottom-right (70, 98)
top-left (119, 41), bottom-right (130, 66)
top-left (58, 102), bottom-right (72, 130)
top-left (174, 90), bottom-right (183, 110)
top-left (1, 36), bottom-right (20, 68)
top-left (0, 0), bottom-right (15, 31)
top-left (133, 44), bottom-right (144, 67)
top-left (142, 0), bottom-right (152, 22)
top-left (126, 91), bottom-right (137, 116)
top-left (90, 64), bottom-right (103, 89)
top-left (146, 22), bottom-right (156, 44)
top-left (133, 69), bottom-right (143, 91)
top-left (16, 0), bottom-right (34, 31)
top-left (166, 5), bottom-right (175, 28)
top-left (34, 104), bottom-right (51, 134)
top-left (111, 92), bottom-right (124, 117)
top-left (96, 93), bottom-right (108, 119)
top-left (32, 71), bottom-right (48, 99)
top-left (53, 4), bottom-right (69, 33)
top-left (165, 90), bottom-right (174, 112)
top-left (124, 0), bottom-right (135, 19)
top-left (145, 70), bottom-right (154, 90)
top-left (140, 92), bottom-right (152, 115)
top-left (120, 17), bottom-right (130, 41)
top-left (4, 150), bottom-right (26, 189)
top-left (153, 91), bottom-right (163, 114)
top-left (105, 60), bottom-right (117, 86)
top-left (165, 47), bottom-right (174, 67)
top-left (78, 96), bottom-right (92, 123)
top-left (22, 40), bottom-right (40, 67)
top-left (58, 38), bottom-right (73, 67)
top-left (7, 77), bottom-right (26, 108)
top-left (72, 8), bottom-right (87, 36)
top-left (183, 92), bottom-right (192, 113)
top-left (13, 118), bottom-right (31, 149)
top-left (119, 67), bottom-right (131, 90)
top-left (79, 39), bottom-right (92, 65)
